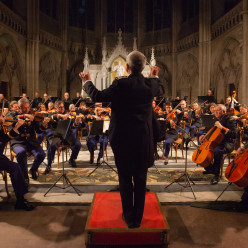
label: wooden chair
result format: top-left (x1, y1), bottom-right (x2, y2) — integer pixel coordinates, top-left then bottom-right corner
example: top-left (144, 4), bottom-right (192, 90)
top-left (56, 144), bottom-right (70, 169)
top-left (220, 150), bottom-right (237, 178)
top-left (0, 170), bottom-right (11, 198)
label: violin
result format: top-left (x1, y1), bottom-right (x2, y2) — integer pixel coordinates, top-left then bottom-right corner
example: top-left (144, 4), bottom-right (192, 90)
top-left (225, 148), bottom-right (248, 188)
top-left (166, 110), bottom-right (176, 122)
top-left (154, 105), bottom-right (162, 114)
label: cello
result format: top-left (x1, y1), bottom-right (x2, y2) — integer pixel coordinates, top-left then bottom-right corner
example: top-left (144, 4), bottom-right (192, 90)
top-left (192, 117), bottom-right (225, 167)
top-left (225, 148), bottom-right (248, 188)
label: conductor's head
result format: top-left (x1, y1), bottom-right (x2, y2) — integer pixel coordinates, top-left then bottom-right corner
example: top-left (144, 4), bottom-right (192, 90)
top-left (126, 51), bottom-right (146, 74)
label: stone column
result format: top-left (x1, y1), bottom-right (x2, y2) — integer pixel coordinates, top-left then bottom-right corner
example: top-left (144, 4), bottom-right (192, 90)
top-left (26, 0), bottom-right (39, 97)
top-left (241, 0), bottom-right (248, 103)
top-left (198, 0), bottom-right (211, 95)
top-left (171, 0), bottom-right (180, 98)
top-left (137, 0), bottom-right (145, 50)
top-left (58, 0), bottom-right (68, 97)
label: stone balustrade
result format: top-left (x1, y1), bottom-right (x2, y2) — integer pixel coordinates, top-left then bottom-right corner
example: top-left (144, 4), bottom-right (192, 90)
top-left (0, 2), bottom-right (26, 36)
top-left (176, 32), bottom-right (199, 52)
top-left (211, 2), bottom-right (243, 39)
top-left (39, 30), bottom-right (62, 49)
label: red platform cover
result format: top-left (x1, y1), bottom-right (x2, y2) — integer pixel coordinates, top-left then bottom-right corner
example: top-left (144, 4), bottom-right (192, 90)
top-left (89, 192), bottom-right (166, 228)
top-left (85, 192), bottom-right (170, 246)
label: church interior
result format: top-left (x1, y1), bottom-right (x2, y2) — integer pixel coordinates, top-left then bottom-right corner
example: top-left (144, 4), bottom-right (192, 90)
top-left (1, 1), bottom-right (248, 248)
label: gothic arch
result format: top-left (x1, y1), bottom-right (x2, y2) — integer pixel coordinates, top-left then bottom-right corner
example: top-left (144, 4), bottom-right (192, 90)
top-left (0, 33), bottom-right (24, 97)
top-left (212, 37), bottom-right (242, 101)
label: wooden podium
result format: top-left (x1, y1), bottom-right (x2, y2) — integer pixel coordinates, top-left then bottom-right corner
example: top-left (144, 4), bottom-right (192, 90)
top-left (85, 192), bottom-right (170, 247)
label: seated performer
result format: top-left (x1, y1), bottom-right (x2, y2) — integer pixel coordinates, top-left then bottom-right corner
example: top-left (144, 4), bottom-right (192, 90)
top-left (47, 102), bottom-right (56, 112)
top-left (162, 102), bottom-right (178, 165)
top-left (32, 91), bottom-right (42, 109)
top-left (231, 104), bottom-right (248, 147)
top-left (9, 98), bottom-right (47, 181)
top-left (42, 93), bottom-right (51, 109)
top-left (0, 117), bottom-right (35, 210)
top-left (189, 102), bottom-right (202, 138)
top-left (200, 104), bottom-right (237, 185)
top-left (176, 100), bottom-right (191, 134)
top-left (87, 107), bottom-right (109, 165)
top-left (63, 92), bottom-right (73, 111)
top-left (44, 101), bottom-right (82, 174)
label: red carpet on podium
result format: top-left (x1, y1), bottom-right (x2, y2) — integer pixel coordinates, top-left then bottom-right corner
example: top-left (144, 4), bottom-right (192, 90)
top-left (85, 192), bottom-right (169, 247)
top-left (89, 192), bottom-right (166, 228)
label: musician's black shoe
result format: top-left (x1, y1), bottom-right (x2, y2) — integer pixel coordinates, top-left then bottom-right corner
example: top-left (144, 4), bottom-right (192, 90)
top-left (210, 175), bottom-right (219, 185)
top-left (29, 169), bottom-right (38, 180)
top-left (90, 154), bottom-right (94, 164)
top-left (44, 165), bottom-right (51, 175)
top-left (235, 201), bottom-right (248, 212)
top-left (69, 159), bottom-right (77, 168)
top-left (203, 170), bottom-right (215, 175)
top-left (164, 157), bottom-right (169, 165)
top-left (15, 199), bottom-right (35, 211)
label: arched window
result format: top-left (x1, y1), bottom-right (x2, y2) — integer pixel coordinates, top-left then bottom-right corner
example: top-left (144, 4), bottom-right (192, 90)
top-left (69, 0), bottom-right (94, 30)
top-left (107, 0), bottom-right (133, 33)
top-left (145, 0), bottom-right (171, 32)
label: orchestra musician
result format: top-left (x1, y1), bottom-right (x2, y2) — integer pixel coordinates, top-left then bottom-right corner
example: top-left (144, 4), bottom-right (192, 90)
top-left (231, 104), bottom-right (248, 147)
top-left (47, 102), bottom-right (56, 112)
top-left (86, 106), bottom-right (109, 164)
top-left (189, 102), bottom-right (202, 138)
top-left (32, 91), bottom-right (42, 109)
top-left (176, 100), bottom-right (191, 134)
top-left (200, 104), bottom-right (237, 185)
top-left (0, 93), bottom-right (8, 109)
top-left (44, 101), bottom-right (82, 174)
top-left (0, 116), bottom-right (35, 211)
top-left (162, 102), bottom-right (178, 165)
top-left (79, 50), bottom-right (164, 228)
top-left (43, 93), bottom-right (51, 109)
top-left (63, 92), bottom-right (73, 111)
top-left (9, 98), bottom-right (47, 182)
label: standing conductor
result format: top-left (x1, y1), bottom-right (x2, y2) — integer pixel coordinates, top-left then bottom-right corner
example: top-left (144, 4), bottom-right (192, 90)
top-left (79, 51), bottom-right (164, 228)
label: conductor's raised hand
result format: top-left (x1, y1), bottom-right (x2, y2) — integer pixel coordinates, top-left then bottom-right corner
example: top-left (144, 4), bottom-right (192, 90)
top-left (79, 72), bottom-right (91, 83)
top-left (150, 66), bottom-right (159, 77)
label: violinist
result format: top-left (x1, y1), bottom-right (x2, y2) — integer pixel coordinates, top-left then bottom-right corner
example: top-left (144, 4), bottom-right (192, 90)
top-left (47, 102), bottom-right (56, 112)
top-left (200, 104), bottom-right (237, 185)
top-left (9, 100), bottom-right (20, 112)
top-left (43, 93), bottom-right (51, 109)
top-left (0, 116), bottom-right (35, 210)
top-left (162, 102), bottom-right (178, 165)
top-left (69, 103), bottom-right (86, 139)
top-left (0, 93), bottom-right (8, 109)
top-left (78, 101), bottom-right (91, 115)
top-left (189, 102), bottom-right (202, 139)
top-left (152, 100), bottom-right (163, 119)
top-left (10, 98), bottom-right (46, 182)
top-left (87, 106), bottom-right (109, 165)
top-left (44, 101), bottom-right (82, 174)
top-left (63, 92), bottom-right (73, 111)
top-left (73, 92), bottom-right (84, 107)
top-left (176, 100), bottom-right (191, 134)
top-left (232, 104), bottom-right (248, 146)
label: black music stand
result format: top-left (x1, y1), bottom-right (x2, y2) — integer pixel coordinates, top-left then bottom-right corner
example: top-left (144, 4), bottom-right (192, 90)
top-left (164, 129), bottom-right (196, 199)
top-left (44, 118), bottom-right (81, 196)
top-left (88, 120), bottom-right (117, 177)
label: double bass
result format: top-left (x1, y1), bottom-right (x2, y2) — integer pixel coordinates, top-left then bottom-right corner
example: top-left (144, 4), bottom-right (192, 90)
top-left (192, 122), bottom-right (225, 167)
top-left (225, 148), bottom-right (248, 187)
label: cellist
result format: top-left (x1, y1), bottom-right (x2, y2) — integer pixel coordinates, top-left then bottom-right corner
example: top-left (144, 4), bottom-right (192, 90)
top-left (199, 104), bottom-right (237, 185)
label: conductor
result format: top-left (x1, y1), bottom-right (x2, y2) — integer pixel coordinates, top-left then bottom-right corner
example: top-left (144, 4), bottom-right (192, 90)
top-left (79, 51), bottom-right (164, 228)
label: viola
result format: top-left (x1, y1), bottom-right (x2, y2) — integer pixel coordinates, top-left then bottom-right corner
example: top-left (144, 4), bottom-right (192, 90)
top-left (225, 148), bottom-right (248, 188)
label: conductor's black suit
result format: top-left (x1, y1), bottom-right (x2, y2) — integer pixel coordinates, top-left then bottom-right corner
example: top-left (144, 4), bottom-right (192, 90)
top-left (83, 72), bottom-right (164, 226)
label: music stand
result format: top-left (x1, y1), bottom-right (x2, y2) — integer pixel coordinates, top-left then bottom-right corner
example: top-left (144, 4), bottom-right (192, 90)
top-left (164, 128), bottom-right (196, 199)
top-left (44, 118), bottom-right (81, 196)
top-left (88, 120), bottom-right (117, 177)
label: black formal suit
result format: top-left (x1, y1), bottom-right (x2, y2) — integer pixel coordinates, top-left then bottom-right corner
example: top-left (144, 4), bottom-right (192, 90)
top-left (83, 73), bottom-right (164, 226)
